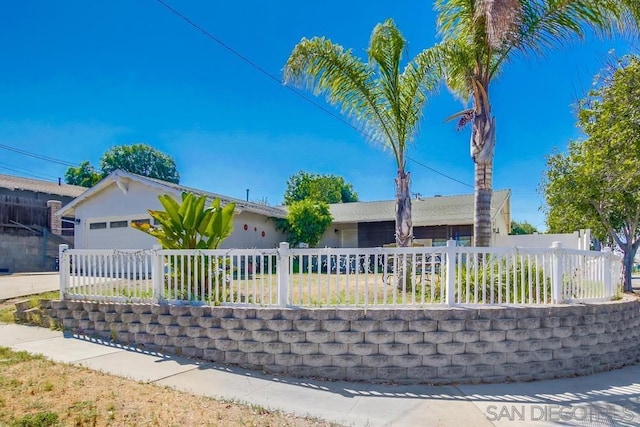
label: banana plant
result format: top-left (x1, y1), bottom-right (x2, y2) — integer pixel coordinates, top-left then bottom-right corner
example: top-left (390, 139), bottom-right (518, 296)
top-left (132, 192), bottom-right (235, 249)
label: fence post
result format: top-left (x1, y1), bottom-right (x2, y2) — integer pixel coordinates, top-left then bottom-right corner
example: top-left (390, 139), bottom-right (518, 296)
top-left (445, 239), bottom-right (457, 306)
top-left (602, 247), bottom-right (613, 298)
top-left (151, 244), bottom-right (164, 303)
top-left (278, 242), bottom-right (290, 307)
top-left (551, 241), bottom-right (563, 304)
top-left (58, 244), bottom-right (69, 299)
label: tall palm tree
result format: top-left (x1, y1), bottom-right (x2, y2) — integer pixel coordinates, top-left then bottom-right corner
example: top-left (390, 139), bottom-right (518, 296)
top-left (436, 0), bottom-right (640, 247)
top-left (284, 19), bottom-right (440, 247)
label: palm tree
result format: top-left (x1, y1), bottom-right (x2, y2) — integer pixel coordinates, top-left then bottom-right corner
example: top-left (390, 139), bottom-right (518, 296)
top-left (436, 0), bottom-right (639, 247)
top-left (284, 19), bottom-right (440, 247)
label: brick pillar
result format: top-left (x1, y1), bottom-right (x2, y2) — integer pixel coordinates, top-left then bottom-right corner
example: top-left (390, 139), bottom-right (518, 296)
top-left (47, 200), bottom-right (62, 235)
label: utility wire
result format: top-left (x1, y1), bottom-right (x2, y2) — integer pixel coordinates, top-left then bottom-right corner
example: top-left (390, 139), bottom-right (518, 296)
top-left (155, 0), bottom-right (473, 189)
top-left (0, 143), bottom-right (77, 167)
top-left (0, 163), bottom-right (60, 181)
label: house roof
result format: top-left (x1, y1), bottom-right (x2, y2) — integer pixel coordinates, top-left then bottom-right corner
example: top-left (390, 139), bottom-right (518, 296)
top-left (0, 174), bottom-right (86, 198)
top-left (58, 170), bottom-right (288, 219)
top-left (328, 190), bottom-right (511, 226)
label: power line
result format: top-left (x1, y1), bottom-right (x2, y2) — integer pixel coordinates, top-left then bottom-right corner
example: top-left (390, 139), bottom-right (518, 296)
top-left (155, 0), bottom-right (473, 189)
top-left (0, 143), bottom-right (77, 167)
top-left (0, 163), bottom-right (61, 182)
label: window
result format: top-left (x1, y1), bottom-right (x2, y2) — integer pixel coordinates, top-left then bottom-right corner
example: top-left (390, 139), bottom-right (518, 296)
top-left (131, 219), bottom-right (150, 226)
top-left (89, 222), bottom-right (107, 230)
top-left (110, 220), bottom-right (128, 228)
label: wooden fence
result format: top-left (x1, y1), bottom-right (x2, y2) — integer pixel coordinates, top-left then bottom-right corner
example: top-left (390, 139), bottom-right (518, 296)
top-left (0, 196), bottom-right (49, 229)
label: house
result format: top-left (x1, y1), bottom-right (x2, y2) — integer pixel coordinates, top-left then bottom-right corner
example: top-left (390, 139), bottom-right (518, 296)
top-left (59, 170), bottom-right (511, 250)
top-left (0, 174), bottom-right (86, 272)
top-left (58, 170), bottom-right (288, 250)
top-left (318, 190), bottom-right (511, 248)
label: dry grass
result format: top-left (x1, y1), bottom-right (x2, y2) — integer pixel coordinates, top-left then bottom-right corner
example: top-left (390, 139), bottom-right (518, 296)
top-left (0, 347), bottom-right (339, 427)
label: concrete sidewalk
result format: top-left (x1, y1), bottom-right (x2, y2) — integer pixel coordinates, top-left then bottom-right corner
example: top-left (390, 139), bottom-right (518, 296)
top-left (0, 273), bottom-right (59, 300)
top-left (1, 323), bottom-right (639, 426)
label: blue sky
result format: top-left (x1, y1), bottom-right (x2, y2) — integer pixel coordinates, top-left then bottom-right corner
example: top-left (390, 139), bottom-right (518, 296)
top-left (0, 1), bottom-right (635, 230)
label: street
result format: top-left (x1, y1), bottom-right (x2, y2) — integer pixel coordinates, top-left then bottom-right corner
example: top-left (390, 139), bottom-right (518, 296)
top-left (0, 273), bottom-right (59, 300)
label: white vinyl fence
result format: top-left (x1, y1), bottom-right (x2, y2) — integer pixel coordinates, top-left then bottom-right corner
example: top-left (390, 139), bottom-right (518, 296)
top-left (58, 241), bottom-right (621, 307)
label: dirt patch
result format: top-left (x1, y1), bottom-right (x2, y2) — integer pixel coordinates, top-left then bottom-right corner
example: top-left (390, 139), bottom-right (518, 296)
top-left (0, 347), bottom-right (339, 427)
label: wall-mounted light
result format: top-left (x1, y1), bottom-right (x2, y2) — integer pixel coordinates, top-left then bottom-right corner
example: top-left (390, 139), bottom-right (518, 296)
top-left (74, 218), bottom-right (81, 225)
top-left (334, 229), bottom-right (339, 234)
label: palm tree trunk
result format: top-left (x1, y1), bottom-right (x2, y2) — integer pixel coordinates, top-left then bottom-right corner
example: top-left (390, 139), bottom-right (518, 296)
top-left (395, 170), bottom-right (413, 247)
top-left (471, 114), bottom-right (495, 247)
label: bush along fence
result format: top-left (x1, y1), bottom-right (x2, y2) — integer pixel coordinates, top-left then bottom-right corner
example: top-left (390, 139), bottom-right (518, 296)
top-left (58, 241), bottom-right (621, 307)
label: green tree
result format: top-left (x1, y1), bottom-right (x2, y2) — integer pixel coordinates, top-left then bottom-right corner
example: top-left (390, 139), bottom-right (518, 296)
top-left (435, 0), bottom-right (640, 247)
top-left (281, 199), bottom-right (333, 247)
top-left (284, 171), bottom-right (358, 205)
top-left (509, 220), bottom-right (537, 235)
top-left (284, 19), bottom-right (440, 247)
top-left (64, 161), bottom-right (102, 187)
top-left (542, 56), bottom-right (640, 292)
top-left (100, 143), bottom-right (180, 183)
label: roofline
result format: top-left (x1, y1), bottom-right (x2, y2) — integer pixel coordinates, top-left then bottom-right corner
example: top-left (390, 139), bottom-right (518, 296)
top-left (58, 170), bottom-right (287, 219)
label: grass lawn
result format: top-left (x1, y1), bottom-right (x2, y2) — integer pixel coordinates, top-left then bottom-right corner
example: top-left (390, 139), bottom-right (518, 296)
top-left (0, 347), bottom-right (338, 427)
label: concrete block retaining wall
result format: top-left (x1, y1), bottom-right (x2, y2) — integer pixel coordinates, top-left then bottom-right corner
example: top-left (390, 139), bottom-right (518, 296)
top-left (43, 298), bottom-right (640, 384)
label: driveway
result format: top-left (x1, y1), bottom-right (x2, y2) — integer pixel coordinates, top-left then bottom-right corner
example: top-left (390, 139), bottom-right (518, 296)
top-left (0, 273), bottom-right (59, 300)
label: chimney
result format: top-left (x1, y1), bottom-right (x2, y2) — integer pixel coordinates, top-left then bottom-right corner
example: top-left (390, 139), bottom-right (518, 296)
top-left (47, 200), bottom-right (63, 235)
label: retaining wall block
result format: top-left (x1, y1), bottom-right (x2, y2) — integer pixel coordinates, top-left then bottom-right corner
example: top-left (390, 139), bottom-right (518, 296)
top-left (319, 343), bottom-right (348, 355)
top-left (480, 352), bottom-right (507, 365)
top-left (293, 319), bottom-right (321, 332)
top-left (424, 331), bottom-right (453, 344)
top-left (205, 328), bottom-right (227, 340)
top-left (332, 355), bottom-right (362, 367)
top-left (242, 319), bottom-right (264, 331)
top-left (422, 355), bottom-right (451, 367)
top-left (274, 354), bottom-right (303, 366)
top-left (197, 317), bottom-right (220, 328)
top-left (279, 331), bottom-right (307, 343)
top-left (164, 326), bottom-right (183, 337)
top-left (227, 330), bottom-right (253, 341)
top-left (346, 367), bottom-right (378, 381)
top-left (364, 309), bottom-right (395, 321)
top-left (408, 343), bottom-right (437, 356)
top-left (438, 320), bottom-right (466, 332)
top-left (350, 320), bottom-right (379, 332)
top-left (349, 343), bottom-right (379, 356)
top-left (306, 331), bottom-right (335, 343)
top-left (518, 340), bottom-right (543, 352)
top-left (322, 320), bottom-right (350, 332)
top-left (378, 343), bottom-right (408, 356)
top-left (408, 320), bottom-right (438, 332)
top-left (238, 340), bottom-right (264, 353)
top-left (306, 309), bottom-right (336, 320)
top-left (255, 308), bottom-right (282, 320)
top-left (335, 331), bottom-right (364, 344)
top-left (303, 354), bottom-right (332, 367)
top-left (248, 352), bottom-right (275, 366)
top-left (252, 330), bottom-right (278, 343)
top-left (263, 342), bottom-right (290, 354)
top-left (290, 343), bottom-right (319, 355)
top-left (120, 313), bottom-right (138, 323)
top-left (394, 331), bottom-right (424, 345)
top-left (220, 318), bottom-right (242, 330)
top-left (151, 304), bottom-right (170, 315)
top-left (225, 351), bottom-right (248, 365)
top-left (492, 319), bottom-right (517, 330)
top-left (438, 366), bottom-right (466, 378)
top-left (451, 354), bottom-right (480, 366)
top-left (316, 366), bottom-right (347, 380)
top-left (214, 339), bottom-right (238, 351)
top-left (365, 331), bottom-right (395, 344)
top-left (194, 338), bottom-right (212, 349)
top-left (138, 313), bottom-right (155, 324)
top-left (265, 319), bottom-right (293, 331)
top-left (377, 367), bottom-right (407, 380)
top-left (176, 316), bottom-right (196, 327)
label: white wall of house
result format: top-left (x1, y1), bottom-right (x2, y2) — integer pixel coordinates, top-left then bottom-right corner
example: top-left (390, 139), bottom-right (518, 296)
top-left (318, 225), bottom-right (358, 248)
top-left (494, 230), bottom-right (590, 250)
top-left (72, 180), bottom-right (284, 250)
